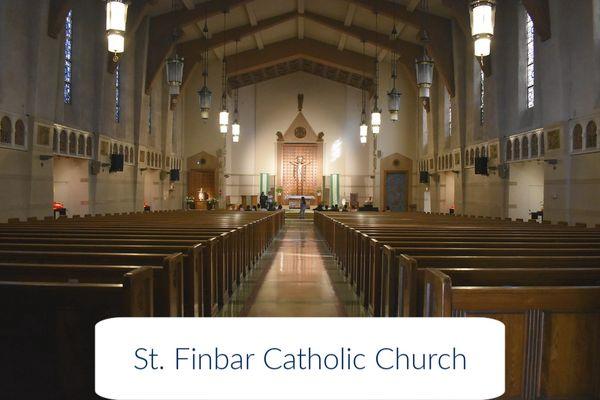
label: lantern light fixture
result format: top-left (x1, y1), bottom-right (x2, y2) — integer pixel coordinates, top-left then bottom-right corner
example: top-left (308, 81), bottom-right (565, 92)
top-left (387, 14), bottom-right (401, 122)
top-left (470, 0), bottom-right (496, 57)
top-left (197, 19), bottom-right (211, 119)
top-left (371, 12), bottom-right (381, 134)
top-left (165, 0), bottom-right (184, 95)
top-left (415, 30), bottom-right (434, 99)
top-left (106, 0), bottom-right (129, 62)
top-left (219, 10), bottom-right (229, 135)
top-left (166, 54), bottom-right (184, 95)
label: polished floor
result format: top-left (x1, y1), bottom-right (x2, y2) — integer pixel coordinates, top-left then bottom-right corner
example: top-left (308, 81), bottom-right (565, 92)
top-left (221, 218), bottom-right (364, 317)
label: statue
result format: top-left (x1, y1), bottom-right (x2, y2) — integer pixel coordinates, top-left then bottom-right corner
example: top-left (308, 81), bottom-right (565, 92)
top-left (289, 155), bottom-right (311, 194)
top-left (276, 131), bottom-right (284, 141)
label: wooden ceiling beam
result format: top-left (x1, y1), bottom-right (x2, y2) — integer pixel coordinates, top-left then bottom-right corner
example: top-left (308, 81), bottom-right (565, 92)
top-left (178, 11), bottom-right (298, 90)
top-left (225, 38), bottom-right (376, 78)
top-left (522, 0), bottom-right (551, 41)
top-left (145, 0), bottom-right (251, 93)
top-left (303, 11), bottom-right (421, 85)
top-left (345, 0), bottom-right (455, 97)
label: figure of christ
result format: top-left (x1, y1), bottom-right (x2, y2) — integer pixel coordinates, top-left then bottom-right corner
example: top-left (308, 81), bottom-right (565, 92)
top-left (289, 156), bottom-right (312, 194)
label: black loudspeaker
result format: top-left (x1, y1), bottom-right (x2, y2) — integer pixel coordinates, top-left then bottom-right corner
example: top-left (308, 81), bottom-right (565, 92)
top-left (109, 154), bottom-right (124, 173)
top-left (419, 171), bottom-right (429, 184)
top-left (170, 169), bottom-right (180, 182)
top-left (475, 157), bottom-right (489, 175)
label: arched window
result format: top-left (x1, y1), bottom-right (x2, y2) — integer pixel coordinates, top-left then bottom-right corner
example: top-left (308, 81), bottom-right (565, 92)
top-left (586, 121), bottom-right (597, 149)
top-left (86, 136), bottom-right (93, 157)
top-left (124, 146), bottom-right (129, 162)
top-left (77, 134), bottom-right (85, 155)
top-left (119, 145), bottom-right (124, 155)
top-left (506, 140), bottom-right (513, 161)
top-left (14, 120), bottom-right (25, 146)
top-left (475, 147), bottom-right (480, 159)
top-left (166, 157), bottom-right (170, 169)
top-left (59, 130), bottom-right (68, 153)
top-left (513, 138), bottom-right (521, 159)
top-left (112, 143), bottom-right (118, 154)
top-left (129, 147), bottom-right (134, 163)
top-left (0, 116), bottom-right (12, 144)
top-left (465, 150), bottom-right (469, 165)
top-left (469, 149), bottom-right (475, 165)
top-left (481, 146), bottom-right (486, 157)
top-left (540, 133), bottom-right (545, 156)
top-left (69, 132), bottom-right (76, 154)
top-left (64, 10), bottom-right (73, 104)
top-left (531, 134), bottom-right (539, 157)
top-left (522, 136), bottom-right (529, 158)
top-left (53, 129), bottom-right (59, 152)
top-left (572, 124), bottom-right (583, 150)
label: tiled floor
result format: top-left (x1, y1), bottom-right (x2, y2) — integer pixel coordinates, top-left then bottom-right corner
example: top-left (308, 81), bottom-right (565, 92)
top-left (222, 219), bottom-right (364, 317)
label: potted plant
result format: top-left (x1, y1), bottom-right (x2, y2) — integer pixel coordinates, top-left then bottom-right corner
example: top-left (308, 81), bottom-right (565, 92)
top-left (207, 198), bottom-right (218, 210)
top-left (275, 187), bottom-right (283, 198)
top-left (185, 196), bottom-right (195, 210)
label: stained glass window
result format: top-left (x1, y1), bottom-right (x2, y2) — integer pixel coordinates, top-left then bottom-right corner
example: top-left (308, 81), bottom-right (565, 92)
top-left (64, 10), bottom-right (73, 104)
top-left (526, 13), bottom-right (535, 108)
top-left (115, 64), bottom-right (121, 123)
top-left (480, 68), bottom-right (485, 126)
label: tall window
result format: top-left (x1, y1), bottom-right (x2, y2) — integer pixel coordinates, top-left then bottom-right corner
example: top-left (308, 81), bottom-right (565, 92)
top-left (526, 13), bottom-right (535, 108)
top-left (480, 69), bottom-right (485, 126)
top-left (148, 94), bottom-right (152, 135)
top-left (422, 108), bottom-right (429, 148)
top-left (64, 10), bottom-right (73, 104)
top-left (115, 64), bottom-right (121, 123)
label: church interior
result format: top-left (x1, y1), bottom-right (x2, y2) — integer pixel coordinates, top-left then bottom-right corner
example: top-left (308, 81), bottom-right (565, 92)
top-left (0, 0), bottom-right (599, 399)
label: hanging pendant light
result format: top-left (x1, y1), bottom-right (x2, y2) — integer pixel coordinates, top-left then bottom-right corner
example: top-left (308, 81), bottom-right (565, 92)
top-left (166, 55), bottom-right (184, 95)
top-left (371, 12), bottom-right (381, 134)
top-left (231, 39), bottom-right (240, 143)
top-left (387, 24), bottom-right (401, 122)
top-left (219, 10), bottom-right (229, 134)
top-left (415, 30), bottom-right (434, 99)
top-left (165, 0), bottom-right (184, 95)
top-left (359, 40), bottom-right (368, 144)
top-left (106, 0), bottom-right (129, 62)
top-left (197, 18), bottom-right (212, 119)
top-left (470, 0), bottom-right (496, 57)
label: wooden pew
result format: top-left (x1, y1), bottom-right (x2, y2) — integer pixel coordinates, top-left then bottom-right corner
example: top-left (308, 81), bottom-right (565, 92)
top-left (0, 251), bottom-right (183, 317)
top-left (0, 267), bottom-right (153, 398)
top-left (423, 267), bottom-right (600, 399)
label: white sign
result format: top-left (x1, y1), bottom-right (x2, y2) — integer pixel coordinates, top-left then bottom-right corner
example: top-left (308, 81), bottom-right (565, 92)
top-left (96, 318), bottom-right (505, 400)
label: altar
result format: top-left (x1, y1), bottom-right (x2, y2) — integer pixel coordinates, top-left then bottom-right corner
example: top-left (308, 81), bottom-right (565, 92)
top-left (276, 94), bottom-right (324, 206)
top-left (287, 195), bottom-right (315, 209)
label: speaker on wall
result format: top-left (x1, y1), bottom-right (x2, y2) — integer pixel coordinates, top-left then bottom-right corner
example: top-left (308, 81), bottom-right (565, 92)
top-left (170, 169), bottom-right (180, 182)
top-left (109, 154), bottom-right (124, 173)
top-left (474, 157), bottom-right (489, 176)
top-left (419, 171), bottom-right (429, 184)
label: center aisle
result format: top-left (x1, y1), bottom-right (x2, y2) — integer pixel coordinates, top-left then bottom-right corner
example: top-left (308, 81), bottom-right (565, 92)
top-left (241, 218), bottom-right (363, 317)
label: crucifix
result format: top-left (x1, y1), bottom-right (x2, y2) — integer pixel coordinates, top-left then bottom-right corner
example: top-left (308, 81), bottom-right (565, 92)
top-left (289, 155), bottom-right (311, 194)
